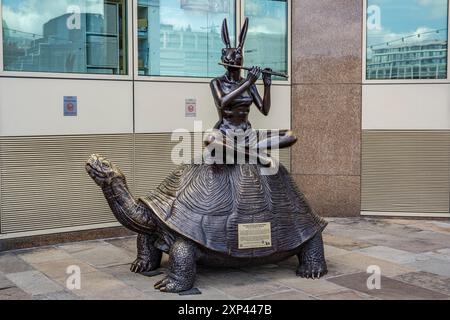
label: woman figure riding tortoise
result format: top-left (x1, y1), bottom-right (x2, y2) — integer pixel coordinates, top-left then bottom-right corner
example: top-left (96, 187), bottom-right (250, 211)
top-left (205, 18), bottom-right (297, 167)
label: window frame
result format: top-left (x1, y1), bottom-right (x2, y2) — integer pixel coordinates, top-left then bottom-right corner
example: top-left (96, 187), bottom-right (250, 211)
top-left (362, 0), bottom-right (450, 84)
top-left (0, 0), bottom-right (291, 84)
top-left (133, 0), bottom-right (291, 85)
top-left (0, 0), bottom-right (134, 80)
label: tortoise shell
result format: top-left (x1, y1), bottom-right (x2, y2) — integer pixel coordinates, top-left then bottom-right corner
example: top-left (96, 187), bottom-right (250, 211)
top-left (140, 164), bottom-right (327, 258)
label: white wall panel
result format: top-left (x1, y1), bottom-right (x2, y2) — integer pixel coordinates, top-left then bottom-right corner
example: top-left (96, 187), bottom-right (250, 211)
top-left (0, 78), bottom-right (133, 136)
top-left (135, 81), bottom-right (291, 133)
top-left (363, 84), bottom-right (450, 130)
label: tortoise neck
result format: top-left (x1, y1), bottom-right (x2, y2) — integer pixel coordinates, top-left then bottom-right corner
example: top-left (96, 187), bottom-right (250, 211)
top-left (102, 177), bottom-right (155, 233)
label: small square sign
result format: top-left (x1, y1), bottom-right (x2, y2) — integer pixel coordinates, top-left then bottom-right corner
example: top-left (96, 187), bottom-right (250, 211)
top-left (185, 98), bottom-right (197, 118)
top-left (64, 96), bottom-right (78, 117)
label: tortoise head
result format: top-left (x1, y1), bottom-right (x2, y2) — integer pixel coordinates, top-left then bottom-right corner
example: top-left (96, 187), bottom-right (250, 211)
top-left (86, 154), bottom-right (126, 188)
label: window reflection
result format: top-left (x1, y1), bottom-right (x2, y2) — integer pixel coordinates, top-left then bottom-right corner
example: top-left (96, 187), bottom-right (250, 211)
top-left (137, 0), bottom-right (235, 77)
top-left (244, 0), bottom-right (288, 81)
top-left (2, 0), bottom-right (128, 75)
top-left (366, 0), bottom-right (448, 80)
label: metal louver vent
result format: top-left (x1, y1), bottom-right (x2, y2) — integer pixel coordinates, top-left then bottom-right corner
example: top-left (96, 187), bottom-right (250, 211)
top-left (362, 130), bottom-right (450, 214)
top-left (0, 135), bottom-right (133, 234)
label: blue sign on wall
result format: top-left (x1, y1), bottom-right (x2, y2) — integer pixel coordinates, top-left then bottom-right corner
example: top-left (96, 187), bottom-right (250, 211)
top-left (64, 96), bottom-right (78, 117)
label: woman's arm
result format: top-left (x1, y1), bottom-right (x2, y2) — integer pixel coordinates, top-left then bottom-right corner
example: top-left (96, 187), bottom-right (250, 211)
top-left (251, 69), bottom-right (272, 116)
top-left (210, 67), bottom-right (261, 109)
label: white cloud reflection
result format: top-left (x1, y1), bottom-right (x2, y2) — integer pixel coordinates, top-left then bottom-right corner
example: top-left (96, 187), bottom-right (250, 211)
top-left (2, 0), bottom-right (105, 35)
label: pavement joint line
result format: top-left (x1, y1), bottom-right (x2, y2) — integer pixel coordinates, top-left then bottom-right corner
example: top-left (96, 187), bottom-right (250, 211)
top-left (0, 286), bottom-right (17, 291)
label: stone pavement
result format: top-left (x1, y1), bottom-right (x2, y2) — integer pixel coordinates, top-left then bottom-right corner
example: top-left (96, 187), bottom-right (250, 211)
top-left (1, 218), bottom-right (450, 300)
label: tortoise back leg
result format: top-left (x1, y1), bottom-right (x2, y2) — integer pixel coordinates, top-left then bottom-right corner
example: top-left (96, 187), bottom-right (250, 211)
top-left (131, 234), bottom-right (163, 273)
top-left (296, 232), bottom-right (328, 279)
top-left (154, 239), bottom-right (197, 293)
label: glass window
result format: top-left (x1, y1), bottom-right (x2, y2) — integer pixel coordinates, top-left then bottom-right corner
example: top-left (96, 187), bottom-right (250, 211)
top-left (137, 0), bottom-right (235, 77)
top-left (366, 0), bottom-right (448, 80)
top-left (2, 0), bottom-right (128, 75)
top-left (244, 0), bottom-right (288, 81)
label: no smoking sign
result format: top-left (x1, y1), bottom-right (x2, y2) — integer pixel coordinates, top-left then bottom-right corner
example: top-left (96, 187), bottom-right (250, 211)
top-left (185, 98), bottom-right (197, 118)
top-left (64, 96), bottom-right (78, 117)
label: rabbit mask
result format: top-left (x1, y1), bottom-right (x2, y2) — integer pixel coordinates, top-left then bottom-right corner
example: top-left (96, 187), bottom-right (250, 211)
top-left (221, 17), bottom-right (249, 67)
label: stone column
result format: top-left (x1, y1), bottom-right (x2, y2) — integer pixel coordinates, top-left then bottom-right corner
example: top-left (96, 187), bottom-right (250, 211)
top-left (291, 0), bottom-right (363, 217)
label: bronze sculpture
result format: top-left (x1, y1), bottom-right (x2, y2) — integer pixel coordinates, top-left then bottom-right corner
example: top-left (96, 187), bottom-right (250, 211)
top-left (86, 18), bottom-right (328, 294)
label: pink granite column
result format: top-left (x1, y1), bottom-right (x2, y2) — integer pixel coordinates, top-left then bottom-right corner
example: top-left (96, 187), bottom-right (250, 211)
top-left (291, 0), bottom-right (363, 217)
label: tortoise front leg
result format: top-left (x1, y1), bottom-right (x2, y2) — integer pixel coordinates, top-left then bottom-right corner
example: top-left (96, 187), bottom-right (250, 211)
top-left (154, 239), bottom-right (197, 293)
top-left (131, 234), bottom-right (162, 273)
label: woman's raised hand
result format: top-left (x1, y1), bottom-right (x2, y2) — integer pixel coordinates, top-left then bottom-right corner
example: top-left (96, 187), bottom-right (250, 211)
top-left (246, 66), bottom-right (262, 84)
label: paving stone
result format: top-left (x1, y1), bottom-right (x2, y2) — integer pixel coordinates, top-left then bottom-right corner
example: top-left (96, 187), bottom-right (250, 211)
top-left (358, 233), bottom-right (446, 253)
top-left (278, 278), bottom-right (348, 297)
top-left (316, 290), bottom-right (379, 300)
top-left (250, 260), bottom-right (352, 282)
top-left (323, 233), bottom-right (372, 251)
top-left (415, 222), bottom-right (450, 235)
top-left (0, 286), bottom-right (32, 300)
top-left (394, 272), bottom-right (450, 296)
top-left (59, 271), bottom-right (132, 299)
top-left (2, 218), bottom-right (449, 300)
top-left (327, 272), bottom-right (448, 300)
top-left (62, 242), bottom-right (136, 268)
top-left (101, 264), bottom-right (160, 292)
top-left (32, 258), bottom-right (97, 280)
top-left (6, 271), bottom-right (64, 295)
top-left (0, 253), bottom-right (35, 274)
top-left (246, 265), bottom-right (298, 280)
top-left (331, 218), bottom-right (361, 225)
top-left (249, 290), bottom-right (316, 300)
top-left (324, 245), bottom-right (351, 258)
top-left (406, 256), bottom-right (450, 277)
top-left (365, 224), bottom-right (424, 237)
top-left (386, 219), bottom-right (418, 226)
top-left (323, 260), bottom-right (361, 278)
top-left (436, 248), bottom-right (450, 258)
top-left (324, 225), bottom-right (382, 240)
top-left (106, 237), bottom-right (138, 254)
top-left (414, 231), bottom-right (450, 244)
top-left (19, 248), bottom-right (72, 264)
top-left (0, 272), bottom-right (15, 289)
top-left (420, 251), bottom-right (450, 262)
top-left (327, 252), bottom-right (416, 277)
top-left (198, 270), bottom-right (291, 299)
top-left (183, 279), bottom-right (237, 300)
top-left (58, 240), bottom-right (111, 253)
top-left (87, 286), bottom-right (151, 300)
top-left (33, 290), bottom-right (82, 300)
top-left (355, 246), bottom-right (420, 264)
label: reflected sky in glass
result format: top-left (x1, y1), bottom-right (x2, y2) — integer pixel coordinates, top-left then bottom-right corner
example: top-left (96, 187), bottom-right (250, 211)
top-left (2, 0), bottom-right (105, 36)
top-left (244, 0), bottom-right (288, 79)
top-left (367, 0), bottom-right (448, 56)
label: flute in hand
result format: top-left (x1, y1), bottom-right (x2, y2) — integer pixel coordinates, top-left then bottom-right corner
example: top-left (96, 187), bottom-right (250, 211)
top-left (218, 62), bottom-right (289, 79)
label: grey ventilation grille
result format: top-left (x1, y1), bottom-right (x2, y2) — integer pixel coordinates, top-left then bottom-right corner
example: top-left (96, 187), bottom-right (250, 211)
top-left (362, 130), bottom-right (450, 214)
top-left (0, 135), bottom-right (134, 234)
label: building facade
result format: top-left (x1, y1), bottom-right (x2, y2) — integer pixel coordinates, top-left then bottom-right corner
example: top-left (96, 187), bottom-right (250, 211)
top-left (0, 0), bottom-right (449, 247)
